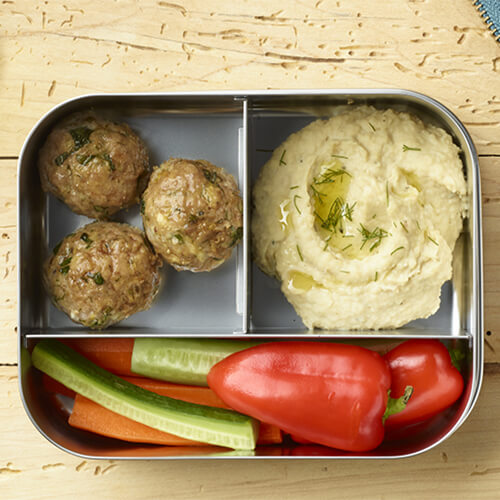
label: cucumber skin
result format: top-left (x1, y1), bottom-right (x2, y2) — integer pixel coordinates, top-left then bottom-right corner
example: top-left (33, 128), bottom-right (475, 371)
top-left (131, 338), bottom-right (262, 386)
top-left (32, 340), bottom-right (258, 450)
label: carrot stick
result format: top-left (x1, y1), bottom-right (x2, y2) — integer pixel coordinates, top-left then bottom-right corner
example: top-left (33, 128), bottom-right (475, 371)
top-left (61, 338), bottom-right (135, 376)
top-left (42, 374), bottom-right (76, 398)
top-left (68, 378), bottom-right (282, 446)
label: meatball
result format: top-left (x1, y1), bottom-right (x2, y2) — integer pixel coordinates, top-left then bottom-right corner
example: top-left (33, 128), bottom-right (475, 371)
top-left (38, 112), bottom-right (150, 219)
top-left (44, 222), bottom-right (162, 329)
top-left (142, 158), bottom-right (243, 272)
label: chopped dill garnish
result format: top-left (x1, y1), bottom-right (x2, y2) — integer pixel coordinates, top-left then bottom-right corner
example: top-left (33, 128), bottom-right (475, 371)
top-left (313, 168), bottom-right (351, 185)
top-left (293, 195), bottom-right (302, 214)
top-left (402, 144), bottom-right (421, 152)
top-left (296, 244), bottom-right (304, 261)
top-left (372, 214), bottom-right (377, 219)
top-left (427, 235), bottom-right (439, 246)
top-left (53, 241), bottom-right (62, 255)
top-left (359, 224), bottom-right (388, 252)
top-left (342, 243), bottom-right (352, 251)
top-left (230, 227), bottom-right (243, 247)
top-left (374, 271), bottom-right (378, 281)
top-left (173, 233), bottom-right (184, 243)
top-left (318, 197), bottom-right (355, 234)
top-left (310, 184), bottom-right (326, 204)
top-left (323, 235), bottom-right (332, 251)
top-left (368, 122), bottom-right (376, 132)
top-left (69, 127), bottom-right (92, 150)
top-left (340, 270), bottom-right (350, 274)
top-left (279, 150), bottom-right (287, 166)
top-left (393, 221), bottom-right (398, 229)
top-left (416, 221), bottom-right (421, 230)
top-left (331, 154), bottom-right (349, 159)
top-left (203, 168), bottom-right (219, 184)
top-left (386, 182), bottom-right (390, 207)
top-left (140, 198), bottom-right (145, 214)
top-left (400, 221), bottom-right (408, 233)
top-left (290, 185), bottom-right (299, 190)
top-left (391, 246), bottom-right (404, 255)
top-left (54, 151), bottom-right (70, 166)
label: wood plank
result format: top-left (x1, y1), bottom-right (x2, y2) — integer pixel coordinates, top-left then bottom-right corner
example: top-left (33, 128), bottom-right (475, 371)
top-left (0, 160), bottom-right (17, 365)
top-left (1, 363), bottom-right (500, 499)
top-left (1, 0), bottom-right (499, 156)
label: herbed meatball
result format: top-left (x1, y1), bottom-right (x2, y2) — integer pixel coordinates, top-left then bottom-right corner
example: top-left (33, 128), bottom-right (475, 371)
top-left (142, 158), bottom-right (243, 272)
top-left (38, 112), bottom-right (150, 219)
top-left (44, 222), bottom-right (162, 329)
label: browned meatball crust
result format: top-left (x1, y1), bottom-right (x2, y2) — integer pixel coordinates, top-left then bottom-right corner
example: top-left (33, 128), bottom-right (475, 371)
top-left (38, 112), bottom-right (150, 219)
top-left (142, 158), bottom-right (243, 272)
top-left (44, 222), bottom-right (162, 329)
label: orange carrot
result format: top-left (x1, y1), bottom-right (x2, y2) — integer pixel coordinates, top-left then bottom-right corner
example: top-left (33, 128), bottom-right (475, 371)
top-left (42, 374), bottom-right (76, 398)
top-left (61, 338), bottom-right (135, 376)
top-left (68, 377), bottom-right (282, 446)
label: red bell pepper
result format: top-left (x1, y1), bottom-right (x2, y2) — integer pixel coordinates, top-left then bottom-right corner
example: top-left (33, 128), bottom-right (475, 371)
top-left (208, 341), bottom-right (398, 452)
top-left (383, 339), bottom-right (464, 429)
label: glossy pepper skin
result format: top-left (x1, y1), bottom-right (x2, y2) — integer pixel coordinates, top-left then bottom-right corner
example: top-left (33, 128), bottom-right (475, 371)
top-left (207, 341), bottom-right (391, 452)
top-left (383, 339), bottom-right (464, 428)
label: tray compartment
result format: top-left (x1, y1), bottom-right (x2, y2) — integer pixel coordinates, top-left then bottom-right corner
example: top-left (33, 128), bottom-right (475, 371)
top-left (246, 92), bottom-right (480, 337)
top-left (19, 95), bottom-right (247, 336)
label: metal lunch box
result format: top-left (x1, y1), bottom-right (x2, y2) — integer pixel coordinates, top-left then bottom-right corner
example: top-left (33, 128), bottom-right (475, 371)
top-left (17, 90), bottom-right (483, 459)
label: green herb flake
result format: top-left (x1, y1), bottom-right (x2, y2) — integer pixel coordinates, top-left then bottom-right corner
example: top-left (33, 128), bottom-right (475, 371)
top-left (69, 126), bottom-right (92, 150)
top-left (102, 153), bottom-right (115, 171)
top-left (402, 144), bottom-right (421, 152)
top-left (59, 255), bottom-right (72, 274)
top-left (80, 232), bottom-right (93, 248)
top-left (93, 205), bottom-right (108, 215)
top-left (400, 221), bottom-right (409, 233)
top-left (340, 270), bottom-right (350, 274)
top-left (203, 168), bottom-right (218, 184)
top-left (386, 182), bottom-right (390, 207)
top-left (293, 195), bottom-right (302, 214)
top-left (279, 150), bottom-right (287, 166)
top-left (310, 184), bottom-right (326, 204)
top-left (416, 221), bottom-right (421, 231)
top-left (290, 185), bottom-right (299, 190)
top-left (323, 235), bottom-right (332, 251)
top-left (88, 271), bottom-right (104, 285)
top-left (173, 233), bottom-right (184, 243)
top-left (374, 271), bottom-right (378, 281)
top-left (359, 223), bottom-right (389, 252)
top-left (313, 168), bottom-right (351, 185)
top-left (427, 235), bottom-right (439, 246)
top-left (342, 243), bottom-right (352, 251)
top-left (189, 213), bottom-right (199, 223)
top-left (296, 244), bottom-right (304, 261)
top-left (368, 122), bottom-right (376, 132)
top-left (140, 198), bottom-right (145, 215)
top-left (53, 241), bottom-right (62, 255)
top-left (230, 227), bottom-right (243, 247)
top-left (390, 246), bottom-right (404, 255)
top-left (331, 154), bottom-right (349, 159)
top-left (54, 151), bottom-right (70, 166)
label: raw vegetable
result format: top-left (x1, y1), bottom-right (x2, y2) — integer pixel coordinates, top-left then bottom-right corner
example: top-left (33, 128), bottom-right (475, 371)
top-left (68, 377), bottom-right (282, 446)
top-left (383, 339), bottom-right (464, 428)
top-left (207, 341), bottom-right (403, 452)
top-left (131, 338), bottom-right (262, 386)
top-left (62, 338), bottom-right (135, 376)
top-left (32, 340), bottom-right (259, 450)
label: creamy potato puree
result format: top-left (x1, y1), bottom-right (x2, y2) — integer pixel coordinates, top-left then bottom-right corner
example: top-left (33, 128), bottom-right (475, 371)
top-left (252, 106), bottom-right (467, 330)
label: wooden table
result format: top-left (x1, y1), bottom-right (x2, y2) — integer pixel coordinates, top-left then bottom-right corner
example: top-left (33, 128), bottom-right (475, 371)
top-left (1, 1), bottom-right (499, 498)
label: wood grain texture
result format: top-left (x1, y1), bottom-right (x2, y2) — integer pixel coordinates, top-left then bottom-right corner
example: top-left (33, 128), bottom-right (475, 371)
top-left (1, 0), bottom-right (499, 156)
top-left (1, 364), bottom-right (500, 500)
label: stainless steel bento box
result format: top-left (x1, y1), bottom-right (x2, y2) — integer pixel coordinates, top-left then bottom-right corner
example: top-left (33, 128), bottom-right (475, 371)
top-left (18, 90), bottom-right (483, 459)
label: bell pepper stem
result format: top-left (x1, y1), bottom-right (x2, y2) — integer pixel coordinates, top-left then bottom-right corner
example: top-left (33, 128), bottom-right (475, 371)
top-left (383, 385), bottom-right (413, 424)
top-left (448, 348), bottom-right (465, 372)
